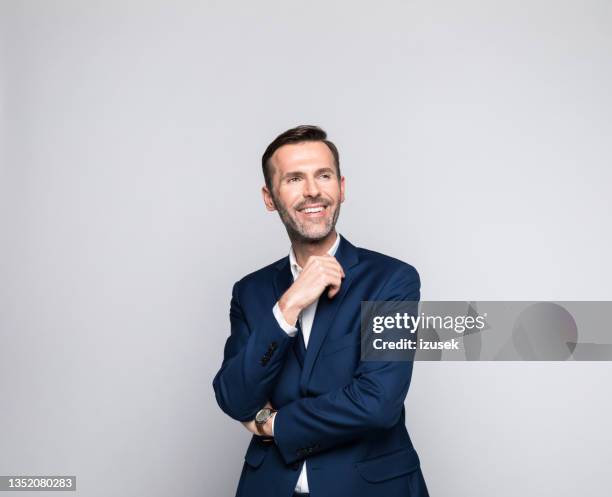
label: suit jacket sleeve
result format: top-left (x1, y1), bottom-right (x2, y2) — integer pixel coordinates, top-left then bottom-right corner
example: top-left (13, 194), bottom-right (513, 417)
top-left (212, 281), bottom-right (294, 422)
top-left (273, 264), bottom-right (420, 465)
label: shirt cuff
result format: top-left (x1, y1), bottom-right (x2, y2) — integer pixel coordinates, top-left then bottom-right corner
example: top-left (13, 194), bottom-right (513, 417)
top-left (272, 302), bottom-right (298, 337)
top-left (270, 412), bottom-right (277, 436)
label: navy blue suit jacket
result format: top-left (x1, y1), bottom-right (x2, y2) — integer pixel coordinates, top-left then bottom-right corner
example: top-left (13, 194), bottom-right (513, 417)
top-left (213, 235), bottom-right (429, 497)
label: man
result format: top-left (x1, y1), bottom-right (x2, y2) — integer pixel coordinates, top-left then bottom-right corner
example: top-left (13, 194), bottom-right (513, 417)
top-left (213, 125), bottom-right (429, 497)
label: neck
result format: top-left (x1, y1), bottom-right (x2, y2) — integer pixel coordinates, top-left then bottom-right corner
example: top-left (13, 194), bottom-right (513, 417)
top-left (290, 230), bottom-right (338, 268)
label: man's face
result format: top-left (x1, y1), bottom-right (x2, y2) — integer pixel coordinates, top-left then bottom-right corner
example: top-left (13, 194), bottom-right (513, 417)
top-left (262, 141), bottom-right (345, 242)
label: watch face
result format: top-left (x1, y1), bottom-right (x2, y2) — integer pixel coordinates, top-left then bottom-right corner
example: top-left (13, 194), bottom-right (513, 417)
top-left (255, 408), bottom-right (271, 424)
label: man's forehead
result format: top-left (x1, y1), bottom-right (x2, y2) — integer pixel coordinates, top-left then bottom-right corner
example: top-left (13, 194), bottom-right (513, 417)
top-left (270, 141), bottom-right (335, 172)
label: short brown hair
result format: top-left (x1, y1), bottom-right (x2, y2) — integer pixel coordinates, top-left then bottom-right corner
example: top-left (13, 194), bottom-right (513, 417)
top-left (261, 125), bottom-right (340, 191)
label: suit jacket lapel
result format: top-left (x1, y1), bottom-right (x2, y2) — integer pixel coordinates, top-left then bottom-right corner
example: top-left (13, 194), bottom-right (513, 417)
top-left (299, 235), bottom-right (359, 394)
top-left (293, 320), bottom-right (306, 368)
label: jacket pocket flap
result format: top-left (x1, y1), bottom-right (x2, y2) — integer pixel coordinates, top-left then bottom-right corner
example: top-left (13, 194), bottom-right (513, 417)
top-left (244, 438), bottom-right (270, 468)
top-left (355, 446), bottom-right (420, 482)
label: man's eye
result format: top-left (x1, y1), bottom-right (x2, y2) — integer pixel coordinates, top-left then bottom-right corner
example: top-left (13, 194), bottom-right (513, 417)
top-left (288, 177), bottom-right (300, 183)
top-left (320, 174), bottom-right (331, 179)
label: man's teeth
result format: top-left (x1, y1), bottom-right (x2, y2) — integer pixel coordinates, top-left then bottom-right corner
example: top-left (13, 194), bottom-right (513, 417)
top-left (302, 207), bottom-right (325, 213)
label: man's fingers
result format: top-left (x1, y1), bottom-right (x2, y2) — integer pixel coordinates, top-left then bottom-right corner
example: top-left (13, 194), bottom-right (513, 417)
top-left (318, 269), bottom-right (343, 290)
top-left (327, 283), bottom-right (340, 299)
top-left (315, 261), bottom-right (345, 280)
top-left (297, 255), bottom-right (345, 302)
top-left (307, 255), bottom-right (345, 278)
top-left (326, 273), bottom-right (343, 298)
top-left (322, 255), bottom-right (345, 277)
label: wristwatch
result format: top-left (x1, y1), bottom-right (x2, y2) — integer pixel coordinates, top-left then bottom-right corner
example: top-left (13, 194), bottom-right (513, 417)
top-left (254, 407), bottom-right (277, 436)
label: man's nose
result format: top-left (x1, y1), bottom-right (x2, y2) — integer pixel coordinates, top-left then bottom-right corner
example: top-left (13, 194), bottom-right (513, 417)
top-left (303, 176), bottom-right (320, 197)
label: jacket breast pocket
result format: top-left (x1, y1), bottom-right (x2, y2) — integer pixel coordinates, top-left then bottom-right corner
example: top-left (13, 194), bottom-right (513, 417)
top-left (314, 334), bottom-right (361, 390)
top-left (355, 446), bottom-right (421, 482)
top-left (322, 333), bottom-right (359, 356)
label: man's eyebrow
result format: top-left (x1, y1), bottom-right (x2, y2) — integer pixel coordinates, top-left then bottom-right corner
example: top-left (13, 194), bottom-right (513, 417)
top-left (282, 170), bottom-right (305, 178)
top-left (281, 167), bottom-right (336, 179)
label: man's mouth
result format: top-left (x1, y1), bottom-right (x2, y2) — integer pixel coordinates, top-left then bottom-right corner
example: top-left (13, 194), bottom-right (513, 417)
top-left (296, 204), bottom-right (329, 218)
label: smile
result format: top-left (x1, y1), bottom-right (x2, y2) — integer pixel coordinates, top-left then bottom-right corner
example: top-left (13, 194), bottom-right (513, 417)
top-left (297, 205), bottom-right (328, 217)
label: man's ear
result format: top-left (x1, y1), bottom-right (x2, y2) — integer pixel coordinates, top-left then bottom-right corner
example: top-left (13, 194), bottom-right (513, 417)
top-left (339, 176), bottom-right (346, 203)
top-left (262, 185), bottom-right (277, 211)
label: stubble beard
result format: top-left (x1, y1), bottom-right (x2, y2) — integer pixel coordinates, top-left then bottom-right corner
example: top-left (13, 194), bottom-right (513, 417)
top-left (272, 193), bottom-right (341, 244)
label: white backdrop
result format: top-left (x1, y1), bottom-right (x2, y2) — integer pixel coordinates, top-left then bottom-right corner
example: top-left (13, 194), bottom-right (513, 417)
top-left (1, 1), bottom-right (611, 496)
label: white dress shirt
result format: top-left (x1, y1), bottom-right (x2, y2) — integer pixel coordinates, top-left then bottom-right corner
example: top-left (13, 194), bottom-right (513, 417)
top-left (270, 232), bottom-right (341, 494)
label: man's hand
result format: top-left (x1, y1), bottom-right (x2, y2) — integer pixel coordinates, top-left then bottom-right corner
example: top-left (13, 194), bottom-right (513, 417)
top-left (278, 254), bottom-right (345, 326)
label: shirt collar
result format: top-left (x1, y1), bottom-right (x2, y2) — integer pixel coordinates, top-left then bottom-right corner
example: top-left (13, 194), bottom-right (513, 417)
top-left (289, 232), bottom-right (341, 278)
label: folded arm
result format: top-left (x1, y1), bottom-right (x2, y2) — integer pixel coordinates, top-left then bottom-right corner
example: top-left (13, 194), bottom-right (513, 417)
top-left (215, 255), bottom-right (345, 423)
top-left (212, 282), bottom-right (295, 422)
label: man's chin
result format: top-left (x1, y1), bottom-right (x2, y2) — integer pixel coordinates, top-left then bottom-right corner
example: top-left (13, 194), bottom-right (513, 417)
top-left (280, 214), bottom-right (337, 243)
top-left (294, 227), bottom-right (335, 243)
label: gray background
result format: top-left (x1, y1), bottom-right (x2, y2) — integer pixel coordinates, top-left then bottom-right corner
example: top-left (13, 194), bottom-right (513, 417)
top-left (1, 1), bottom-right (611, 496)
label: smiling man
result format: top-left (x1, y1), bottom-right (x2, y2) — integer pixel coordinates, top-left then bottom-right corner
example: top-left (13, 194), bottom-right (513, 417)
top-left (213, 125), bottom-right (429, 497)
